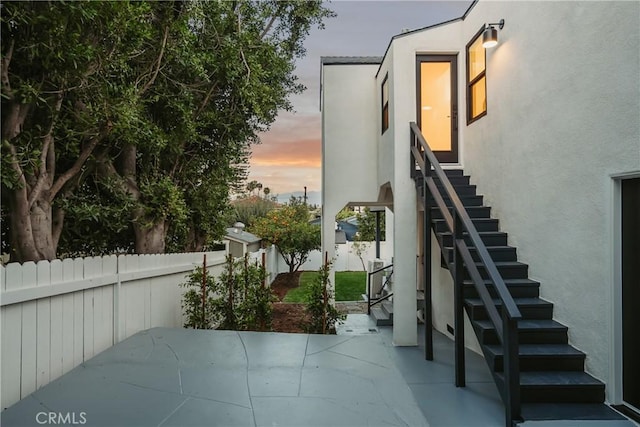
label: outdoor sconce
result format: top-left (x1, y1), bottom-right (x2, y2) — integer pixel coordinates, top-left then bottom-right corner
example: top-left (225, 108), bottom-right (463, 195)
top-left (482, 19), bottom-right (505, 48)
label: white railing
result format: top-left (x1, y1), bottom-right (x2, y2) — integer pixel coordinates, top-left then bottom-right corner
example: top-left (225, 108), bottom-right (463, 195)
top-left (0, 251), bottom-right (226, 410)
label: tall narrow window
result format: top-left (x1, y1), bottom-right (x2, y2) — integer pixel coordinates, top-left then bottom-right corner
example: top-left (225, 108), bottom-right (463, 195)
top-left (466, 27), bottom-right (487, 123)
top-left (381, 75), bottom-right (389, 133)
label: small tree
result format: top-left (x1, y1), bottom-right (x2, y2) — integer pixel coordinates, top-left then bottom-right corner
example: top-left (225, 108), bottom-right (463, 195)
top-left (180, 254), bottom-right (275, 331)
top-left (303, 257), bottom-right (345, 334)
top-left (351, 239), bottom-right (370, 271)
top-left (180, 266), bottom-right (217, 329)
top-left (252, 199), bottom-right (320, 273)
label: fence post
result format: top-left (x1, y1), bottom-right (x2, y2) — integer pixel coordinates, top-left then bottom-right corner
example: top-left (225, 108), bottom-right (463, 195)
top-left (322, 252), bottom-right (328, 334)
top-left (202, 254), bottom-right (207, 328)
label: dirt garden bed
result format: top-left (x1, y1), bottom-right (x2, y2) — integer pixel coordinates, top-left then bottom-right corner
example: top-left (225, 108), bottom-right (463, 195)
top-left (270, 272), bottom-right (308, 333)
top-left (269, 271), bottom-right (367, 333)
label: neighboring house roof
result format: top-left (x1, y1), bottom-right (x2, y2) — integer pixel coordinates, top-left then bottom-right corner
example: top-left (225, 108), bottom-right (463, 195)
top-left (225, 228), bottom-right (261, 245)
top-left (345, 216), bottom-right (359, 226)
top-left (336, 220), bottom-right (358, 241)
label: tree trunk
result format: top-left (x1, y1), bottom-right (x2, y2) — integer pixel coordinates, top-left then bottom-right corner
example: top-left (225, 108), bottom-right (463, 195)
top-left (133, 216), bottom-right (168, 254)
top-left (8, 193), bottom-right (58, 262)
top-left (185, 227), bottom-right (206, 252)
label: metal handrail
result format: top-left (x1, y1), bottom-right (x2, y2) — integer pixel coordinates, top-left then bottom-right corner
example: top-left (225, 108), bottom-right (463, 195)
top-left (410, 121), bottom-right (521, 426)
top-left (366, 264), bottom-right (393, 315)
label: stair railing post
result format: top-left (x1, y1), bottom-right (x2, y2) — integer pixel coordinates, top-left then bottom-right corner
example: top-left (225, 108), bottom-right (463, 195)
top-left (367, 271), bottom-right (371, 315)
top-left (423, 153), bottom-right (433, 361)
top-left (502, 309), bottom-right (521, 426)
top-left (453, 210), bottom-right (466, 387)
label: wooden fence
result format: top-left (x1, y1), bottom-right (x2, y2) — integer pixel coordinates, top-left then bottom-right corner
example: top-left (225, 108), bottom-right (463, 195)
top-left (0, 251), bottom-right (226, 410)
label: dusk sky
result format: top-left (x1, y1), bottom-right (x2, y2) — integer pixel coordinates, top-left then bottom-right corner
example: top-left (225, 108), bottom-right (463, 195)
top-left (247, 1), bottom-right (474, 198)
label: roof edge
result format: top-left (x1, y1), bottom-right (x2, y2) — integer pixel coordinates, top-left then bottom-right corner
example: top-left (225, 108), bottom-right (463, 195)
top-left (374, 0), bottom-right (478, 78)
top-left (321, 56), bottom-right (383, 66)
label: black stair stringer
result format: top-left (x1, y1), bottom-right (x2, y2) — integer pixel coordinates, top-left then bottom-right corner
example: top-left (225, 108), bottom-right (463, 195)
top-left (418, 169), bottom-right (626, 423)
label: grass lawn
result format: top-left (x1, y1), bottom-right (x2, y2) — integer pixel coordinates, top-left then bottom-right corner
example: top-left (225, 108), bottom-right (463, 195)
top-left (283, 271), bottom-right (366, 303)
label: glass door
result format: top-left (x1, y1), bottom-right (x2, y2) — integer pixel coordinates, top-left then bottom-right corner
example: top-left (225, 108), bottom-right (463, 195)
top-left (416, 55), bottom-right (458, 163)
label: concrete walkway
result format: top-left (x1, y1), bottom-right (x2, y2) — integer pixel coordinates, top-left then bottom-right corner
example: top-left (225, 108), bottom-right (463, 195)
top-left (1, 326), bottom-right (426, 427)
top-left (2, 316), bottom-right (635, 427)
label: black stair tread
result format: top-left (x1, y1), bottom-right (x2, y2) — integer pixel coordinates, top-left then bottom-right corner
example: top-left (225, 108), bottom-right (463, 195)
top-left (433, 216), bottom-right (494, 221)
top-left (442, 169), bottom-right (464, 176)
top-left (475, 318), bottom-right (568, 331)
top-left (444, 245), bottom-right (514, 252)
top-left (466, 260), bottom-right (528, 268)
top-left (484, 343), bottom-right (585, 358)
top-left (464, 278), bottom-right (540, 286)
top-left (431, 206), bottom-right (491, 218)
top-left (438, 230), bottom-right (507, 238)
top-left (428, 193), bottom-right (482, 199)
top-left (432, 218), bottom-right (497, 225)
top-left (513, 371), bottom-right (604, 387)
top-left (370, 306), bottom-right (392, 326)
top-left (465, 297), bottom-right (552, 309)
top-left (443, 245), bottom-right (516, 258)
top-left (520, 403), bottom-right (627, 421)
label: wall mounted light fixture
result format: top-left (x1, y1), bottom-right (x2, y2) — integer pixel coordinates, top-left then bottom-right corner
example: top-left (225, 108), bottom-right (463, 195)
top-left (482, 19), bottom-right (505, 48)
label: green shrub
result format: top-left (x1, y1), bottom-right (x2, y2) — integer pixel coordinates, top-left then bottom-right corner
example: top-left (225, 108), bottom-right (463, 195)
top-left (180, 254), bottom-right (276, 331)
top-left (180, 266), bottom-right (218, 329)
top-left (303, 260), bottom-right (345, 334)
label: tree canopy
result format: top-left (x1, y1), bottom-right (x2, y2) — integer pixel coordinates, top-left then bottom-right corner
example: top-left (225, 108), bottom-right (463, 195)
top-left (252, 198), bottom-right (320, 273)
top-left (1, 0), bottom-right (334, 262)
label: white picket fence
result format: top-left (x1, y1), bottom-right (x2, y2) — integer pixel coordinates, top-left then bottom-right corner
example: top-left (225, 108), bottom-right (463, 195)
top-left (0, 251), bottom-right (227, 410)
top-left (253, 241), bottom-right (392, 276)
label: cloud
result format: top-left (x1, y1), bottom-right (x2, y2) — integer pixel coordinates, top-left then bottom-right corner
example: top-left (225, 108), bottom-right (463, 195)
top-left (247, 111), bottom-right (321, 193)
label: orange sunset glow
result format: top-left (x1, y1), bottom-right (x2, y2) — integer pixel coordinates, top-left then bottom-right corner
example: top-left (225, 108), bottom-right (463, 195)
top-left (247, 1), bottom-right (475, 200)
top-left (249, 111), bottom-right (321, 194)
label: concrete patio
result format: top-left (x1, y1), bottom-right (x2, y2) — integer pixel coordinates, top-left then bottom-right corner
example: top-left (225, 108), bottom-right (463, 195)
top-left (1, 315), bottom-right (635, 427)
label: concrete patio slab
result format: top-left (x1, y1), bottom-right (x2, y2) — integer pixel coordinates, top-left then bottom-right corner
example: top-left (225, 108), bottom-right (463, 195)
top-left (1, 327), bottom-right (428, 427)
top-left (1, 316), bottom-right (635, 427)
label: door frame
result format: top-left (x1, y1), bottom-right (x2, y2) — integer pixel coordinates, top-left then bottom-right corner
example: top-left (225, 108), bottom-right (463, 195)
top-left (415, 54), bottom-right (459, 164)
top-left (611, 171), bottom-right (640, 419)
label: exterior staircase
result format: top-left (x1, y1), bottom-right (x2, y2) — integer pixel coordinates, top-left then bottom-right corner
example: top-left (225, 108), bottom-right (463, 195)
top-left (369, 291), bottom-right (425, 326)
top-left (416, 169), bottom-right (626, 423)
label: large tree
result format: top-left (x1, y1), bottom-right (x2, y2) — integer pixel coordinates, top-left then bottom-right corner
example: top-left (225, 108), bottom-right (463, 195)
top-left (1, 1), bottom-right (334, 262)
top-left (1, 1), bottom-right (155, 262)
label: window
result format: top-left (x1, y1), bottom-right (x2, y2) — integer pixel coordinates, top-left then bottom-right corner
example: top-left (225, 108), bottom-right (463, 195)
top-left (381, 75), bottom-right (389, 133)
top-left (466, 27), bottom-right (487, 123)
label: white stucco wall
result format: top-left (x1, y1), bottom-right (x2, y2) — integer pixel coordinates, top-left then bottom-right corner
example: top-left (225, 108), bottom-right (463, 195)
top-left (322, 2), bottom-right (640, 388)
top-left (457, 1), bottom-right (640, 398)
top-left (321, 63), bottom-right (381, 286)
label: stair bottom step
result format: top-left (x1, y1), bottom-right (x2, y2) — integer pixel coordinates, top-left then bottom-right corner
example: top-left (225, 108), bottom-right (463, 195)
top-left (497, 371), bottom-right (605, 403)
top-left (520, 403), bottom-right (628, 422)
top-left (370, 306), bottom-right (392, 326)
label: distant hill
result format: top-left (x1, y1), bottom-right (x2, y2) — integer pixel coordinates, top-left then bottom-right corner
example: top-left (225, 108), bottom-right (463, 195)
top-left (276, 191), bottom-right (321, 206)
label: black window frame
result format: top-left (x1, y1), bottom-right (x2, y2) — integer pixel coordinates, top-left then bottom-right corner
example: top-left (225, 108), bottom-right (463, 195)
top-left (381, 74), bottom-right (389, 134)
top-left (466, 26), bottom-right (487, 124)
